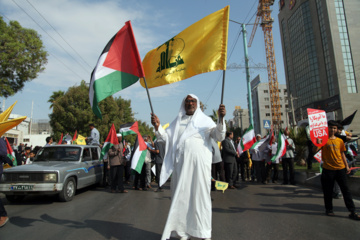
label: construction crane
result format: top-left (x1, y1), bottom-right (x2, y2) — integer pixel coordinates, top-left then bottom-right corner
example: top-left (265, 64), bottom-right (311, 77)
top-left (248, 0), bottom-right (281, 130)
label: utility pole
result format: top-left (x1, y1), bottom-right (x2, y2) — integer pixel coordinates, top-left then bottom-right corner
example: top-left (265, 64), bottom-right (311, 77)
top-left (242, 24), bottom-right (254, 127)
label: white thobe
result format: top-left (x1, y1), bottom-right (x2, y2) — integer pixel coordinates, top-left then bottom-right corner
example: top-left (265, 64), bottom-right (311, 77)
top-left (156, 117), bottom-right (225, 239)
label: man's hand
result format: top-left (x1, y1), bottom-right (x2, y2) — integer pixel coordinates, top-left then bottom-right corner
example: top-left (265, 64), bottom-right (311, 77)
top-left (316, 138), bottom-right (323, 144)
top-left (218, 104), bottom-right (226, 122)
top-left (151, 113), bottom-right (160, 131)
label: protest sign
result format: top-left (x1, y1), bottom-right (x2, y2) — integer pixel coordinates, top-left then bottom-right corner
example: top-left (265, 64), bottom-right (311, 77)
top-left (307, 108), bottom-right (328, 147)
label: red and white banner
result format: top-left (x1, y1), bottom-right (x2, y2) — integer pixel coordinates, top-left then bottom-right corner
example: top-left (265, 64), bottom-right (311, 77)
top-left (307, 108), bottom-right (328, 147)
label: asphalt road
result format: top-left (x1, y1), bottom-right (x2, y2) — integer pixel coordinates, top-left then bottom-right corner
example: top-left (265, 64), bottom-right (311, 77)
top-left (1, 181), bottom-right (360, 240)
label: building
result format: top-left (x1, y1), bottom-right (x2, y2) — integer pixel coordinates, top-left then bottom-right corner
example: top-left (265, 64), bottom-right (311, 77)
top-left (3, 114), bottom-right (52, 147)
top-left (251, 75), bottom-right (289, 136)
top-left (232, 107), bottom-right (250, 132)
top-left (278, 0), bottom-right (360, 134)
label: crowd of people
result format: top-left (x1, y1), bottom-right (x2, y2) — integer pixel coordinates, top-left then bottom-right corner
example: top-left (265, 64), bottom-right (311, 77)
top-left (1, 96), bottom-right (359, 235)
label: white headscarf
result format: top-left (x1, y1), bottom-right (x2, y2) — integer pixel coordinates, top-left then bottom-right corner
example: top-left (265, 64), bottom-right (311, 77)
top-left (160, 94), bottom-right (216, 186)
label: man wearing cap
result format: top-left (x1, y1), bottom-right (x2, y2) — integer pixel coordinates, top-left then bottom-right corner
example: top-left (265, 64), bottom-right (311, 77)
top-left (107, 134), bottom-right (127, 193)
top-left (86, 123), bottom-right (100, 145)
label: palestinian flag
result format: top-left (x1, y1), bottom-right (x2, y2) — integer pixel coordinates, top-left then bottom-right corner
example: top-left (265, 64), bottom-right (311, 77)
top-left (239, 125), bottom-right (256, 151)
top-left (5, 137), bottom-right (16, 166)
top-left (130, 135), bottom-right (148, 174)
top-left (72, 130), bottom-right (77, 144)
top-left (271, 131), bottom-right (289, 162)
top-left (119, 122), bottom-right (137, 137)
top-left (58, 133), bottom-right (63, 145)
top-left (341, 110), bottom-right (357, 130)
top-left (100, 124), bottom-right (119, 160)
top-left (89, 21), bottom-right (145, 119)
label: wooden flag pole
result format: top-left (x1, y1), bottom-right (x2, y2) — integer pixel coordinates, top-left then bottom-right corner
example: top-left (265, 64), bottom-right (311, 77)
top-left (220, 70), bottom-right (226, 104)
top-left (142, 77), bottom-right (154, 114)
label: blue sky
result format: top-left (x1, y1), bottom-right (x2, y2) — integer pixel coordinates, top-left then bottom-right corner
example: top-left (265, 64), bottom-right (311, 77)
top-left (0, 0), bottom-right (286, 127)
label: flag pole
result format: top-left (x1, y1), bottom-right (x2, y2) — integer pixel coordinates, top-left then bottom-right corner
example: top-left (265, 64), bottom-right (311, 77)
top-left (142, 77), bottom-right (154, 114)
top-left (221, 70), bottom-right (226, 104)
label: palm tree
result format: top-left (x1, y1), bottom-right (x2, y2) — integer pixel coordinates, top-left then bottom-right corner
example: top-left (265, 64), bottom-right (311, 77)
top-left (48, 90), bottom-right (65, 109)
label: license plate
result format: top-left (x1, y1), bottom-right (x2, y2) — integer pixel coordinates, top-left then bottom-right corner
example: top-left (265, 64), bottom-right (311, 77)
top-left (11, 185), bottom-right (34, 190)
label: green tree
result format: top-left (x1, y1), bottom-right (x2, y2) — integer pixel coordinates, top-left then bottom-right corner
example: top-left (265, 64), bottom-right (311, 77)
top-left (289, 127), bottom-right (308, 164)
top-left (49, 80), bottom-right (154, 144)
top-left (0, 17), bottom-right (48, 97)
top-left (48, 90), bottom-right (65, 109)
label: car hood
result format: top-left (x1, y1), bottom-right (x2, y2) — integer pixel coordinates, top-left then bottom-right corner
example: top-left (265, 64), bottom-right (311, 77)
top-left (4, 162), bottom-right (80, 172)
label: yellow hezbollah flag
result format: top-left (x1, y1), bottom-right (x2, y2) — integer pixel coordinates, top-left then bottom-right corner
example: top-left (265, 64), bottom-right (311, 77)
top-left (215, 181), bottom-right (228, 193)
top-left (0, 116), bottom-right (27, 137)
top-left (76, 135), bottom-right (86, 145)
top-left (140, 6), bottom-right (229, 88)
top-left (0, 101), bottom-right (17, 122)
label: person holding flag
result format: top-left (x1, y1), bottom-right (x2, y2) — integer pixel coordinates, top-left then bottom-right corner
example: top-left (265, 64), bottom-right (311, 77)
top-left (151, 94), bottom-right (226, 240)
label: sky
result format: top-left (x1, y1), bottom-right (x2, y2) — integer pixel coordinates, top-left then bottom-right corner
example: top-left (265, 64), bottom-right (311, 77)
top-left (0, 0), bottom-right (286, 128)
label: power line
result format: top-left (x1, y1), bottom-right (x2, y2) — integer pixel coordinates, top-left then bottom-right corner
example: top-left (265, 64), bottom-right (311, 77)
top-left (243, 0), bottom-right (258, 23)
top-left (25, 0), bottom-right (93, 69)
top-left (11, 0), bottom-right (90, 75)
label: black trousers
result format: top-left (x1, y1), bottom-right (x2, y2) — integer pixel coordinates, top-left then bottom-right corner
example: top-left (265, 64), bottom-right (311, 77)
top-left (266, 162), bottom-right (279, 182)
top-left (155, 163), bottom-right (162, 189)
top-left (211, 162), bottom-right (225, 190)
top-left (0, 199), bottom-right (6, 217)
top-left (103, 162), bottom-right (110, 186)
top-left (124, 162), bottom-right (131, 182)
top-left (282, 158), bottom-right (295, 184)
top-left (253, 160), bottom-right (266, 183)
top-left (110, 165), bottom-right (124, 191)
top-left (133, 164), bottom-right (146, 189)
top-left (321, 168), bottom-right (355, 212)
top-left (240, 159), bottom-right (250, 181)
top-left (224, 162), bottom-right (237, 187)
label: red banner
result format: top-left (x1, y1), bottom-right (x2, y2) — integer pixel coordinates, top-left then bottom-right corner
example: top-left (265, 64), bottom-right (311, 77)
top-left (307, 108), bottom-right (328, 147)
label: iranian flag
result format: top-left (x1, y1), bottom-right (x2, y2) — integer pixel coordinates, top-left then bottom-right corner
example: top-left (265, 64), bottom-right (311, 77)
top-left (239, 125), bottom-right (256, 151)
top-left (130, 135), bottom-right (148, 173)
top-left (271, 131), bottom-right (289, 162)
top-left (251, 130), bottom-right (272, 153)
top-left (100, 124), bottom-right (119, 160)
top-left (119, 122), bottom-right (137, 137)
top-left (89, 21), bottom-right (145, 119)
top-left (5, 138), bottom-right (16, 166)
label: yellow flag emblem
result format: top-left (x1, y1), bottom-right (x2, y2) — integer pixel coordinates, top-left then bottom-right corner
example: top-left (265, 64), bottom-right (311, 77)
top-left (141, 6), bottom-right (229, 88)
top-left (215, 181), bottom-right (228, 193)
top-left (76, 135), bottom-right (86, 145)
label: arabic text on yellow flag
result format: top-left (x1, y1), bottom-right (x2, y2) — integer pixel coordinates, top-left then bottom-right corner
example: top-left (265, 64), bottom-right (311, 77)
top-left (76, 135), bottom-right (86, 145)
top-left (215, 180), bottom-right (228, 193)
top-left (140, 6), bottom-right (229, 88)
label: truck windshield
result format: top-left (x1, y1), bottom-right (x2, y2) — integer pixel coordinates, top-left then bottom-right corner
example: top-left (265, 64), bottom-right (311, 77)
top-left (34, 147), bottom-right (81, 162)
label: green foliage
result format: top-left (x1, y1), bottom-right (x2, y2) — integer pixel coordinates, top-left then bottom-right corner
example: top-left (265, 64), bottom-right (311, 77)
top-left (0, 16), bottom-right (48, 97)
top-left (49, 80), bottom-right (154, 144)
top-left (289, 127), bottom-right (308, 162)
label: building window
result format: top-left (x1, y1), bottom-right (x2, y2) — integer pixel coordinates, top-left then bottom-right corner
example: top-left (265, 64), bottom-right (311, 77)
top-left (266, 113), bottom-right (271, 116)
top-left (264, 90), bottom-right (268, 93)
top-left (265, 105), bottom-right (270, 109)
top-left (284, 89), bottom-right (287, 93)
top-left (334, 0), bottom-right (357, 93)
top-left (23, 138), bottom-right (30, 143)
top-left (264, 97), bottom-right (269, 101)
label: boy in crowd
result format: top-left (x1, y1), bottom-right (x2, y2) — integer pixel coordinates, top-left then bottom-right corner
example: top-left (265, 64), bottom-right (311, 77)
top-left (313, 120), bottom-right (359, 220)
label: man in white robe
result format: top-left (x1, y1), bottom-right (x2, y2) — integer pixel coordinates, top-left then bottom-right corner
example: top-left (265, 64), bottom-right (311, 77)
top-left (151, 94), bottom-right (226, 240)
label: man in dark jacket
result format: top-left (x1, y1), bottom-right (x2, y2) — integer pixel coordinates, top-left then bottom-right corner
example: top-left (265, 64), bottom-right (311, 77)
top-left (0, 138), bottom-right (13, 227)
top-left (222, 131), bottom-right (238, 189)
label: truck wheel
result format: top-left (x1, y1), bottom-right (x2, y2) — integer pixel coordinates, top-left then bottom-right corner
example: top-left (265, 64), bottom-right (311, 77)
top-left (59, 177), bottom-right (76, 202)
top-left (6, 195), bottom-right (25, 203)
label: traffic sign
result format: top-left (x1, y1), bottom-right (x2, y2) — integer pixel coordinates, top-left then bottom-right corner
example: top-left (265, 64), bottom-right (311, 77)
top-left (263, 120), bottom-right (271, 129)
